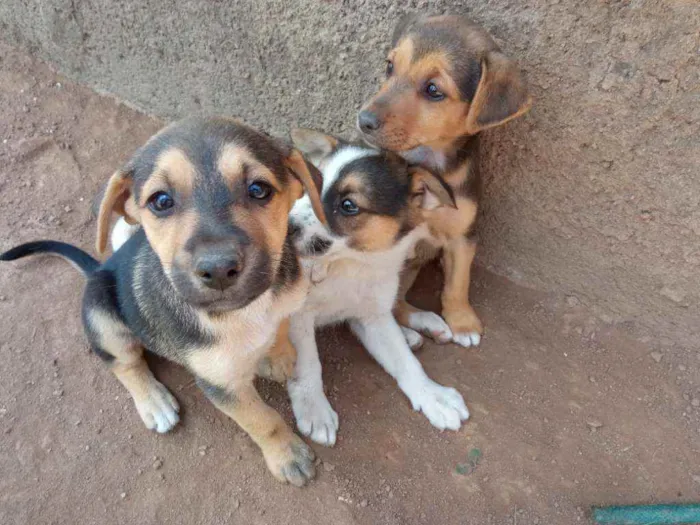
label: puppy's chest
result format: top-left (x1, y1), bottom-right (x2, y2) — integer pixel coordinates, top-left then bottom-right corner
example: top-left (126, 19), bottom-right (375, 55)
top-left (303, 258), bottom-right (400, 325)
top-left (201, 292), bottom-right (284, 357)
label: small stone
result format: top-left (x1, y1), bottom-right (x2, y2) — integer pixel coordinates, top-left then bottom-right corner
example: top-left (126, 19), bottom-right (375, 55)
top-left (587, 419), bottom-right (603, 430)
top-left (64, 205), bottom-right (72, 213)
top-left (234, 499), bottom-right (240, 509)
top-left (650, 352), bottom-right (663, 363)
top-left (0, 296), bottom-right (5, 301)
top-left (74, 419), bottom-right (81, 426)
top-left (692, 475), bottom-right (700, 484)
top-left (120, 492), bottom-right (127, 499)
top-left (153, 458), bottom-right (163, 470)
top-left (589, 376), bottom-right (596, 383)
top-left (159, 473), bottom-right (165, 481)
top-left (692, 398), bottom-right (700, 408)
top-left (360, 499), bottom-right (368, 508)
top-left (566, 295), bottom-right (580, 307)
top-left (659, 286), bottom-right (686, 304)
top-left (198, 445), bottom-right (208, 456)
top-left (323, 462), bottom-right (335, 472)
top-left (85, 445), bottom-right (90, 451)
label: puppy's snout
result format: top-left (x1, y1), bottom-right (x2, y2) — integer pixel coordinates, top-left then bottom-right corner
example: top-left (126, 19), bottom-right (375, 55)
top-left (193, 246), bottom-right (243, 291)
top-left (358, 110), bottom-right (381, 134)
top-left (287, 219), bottom-right (302, 240)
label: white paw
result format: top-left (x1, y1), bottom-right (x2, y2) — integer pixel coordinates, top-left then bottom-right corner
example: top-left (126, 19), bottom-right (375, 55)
top-left (289, 386), bottom-right (339, 447)
top-left (134, 380), bottom-right (180, 434)
top-left (401, 327), bottom-right (425, 350)
top-left (111, 217), bottom-right (140, 252)
top-left (407, 311), bottom-right (453, 344)
top-left (404, 378), bottom-right (469, 431)
top-left (452, 332), bottom-right (481, 348)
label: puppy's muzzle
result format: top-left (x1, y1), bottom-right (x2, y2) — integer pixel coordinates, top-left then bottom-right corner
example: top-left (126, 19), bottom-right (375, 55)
top-left (192, 243), bottom-right (243, 291)
top-left (358, 109), bottom-right (382, 134)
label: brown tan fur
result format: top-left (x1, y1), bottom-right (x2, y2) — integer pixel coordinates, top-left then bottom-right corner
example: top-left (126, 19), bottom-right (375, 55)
top-left (32, 118), bottom-right (325, 486)
top-left (360, 14), bottom-right (532, 343)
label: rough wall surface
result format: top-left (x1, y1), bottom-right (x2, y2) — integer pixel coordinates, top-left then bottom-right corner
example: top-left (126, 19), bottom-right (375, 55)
top-left (1, 0), bottom-right (698, 346)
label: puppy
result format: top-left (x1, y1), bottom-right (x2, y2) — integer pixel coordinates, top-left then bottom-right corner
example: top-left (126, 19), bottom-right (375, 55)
top-left (0, 117), bottom-right (327, 486)
top-left (358, 14), bottom-right (532, 348)
top-left (284, 129), bottom-right (469, 447)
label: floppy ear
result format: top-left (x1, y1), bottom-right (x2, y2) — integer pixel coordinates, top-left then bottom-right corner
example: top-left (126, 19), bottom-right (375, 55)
top-left (409, 167), bottom-right (457, 211)
top-left (284, 149), bottom-right (328, 226)
top-left (290, 128), bottom-right (338, 168)
top-left (465, 51), bottom-right (532, 135)
top-left (96, 169), bottom-right (137, 256)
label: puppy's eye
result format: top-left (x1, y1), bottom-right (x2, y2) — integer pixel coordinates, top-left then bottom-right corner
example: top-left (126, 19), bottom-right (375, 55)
top-left (424, 82), bottom-right (445, 101)
top-left (385, 60), bottom-right (394, 77)
top-left (147, 191), bottom-right (174, 214)
top-left (248, 181), bottom-right (273, 201)
top-left (340, 199), bottom-right (360, 216)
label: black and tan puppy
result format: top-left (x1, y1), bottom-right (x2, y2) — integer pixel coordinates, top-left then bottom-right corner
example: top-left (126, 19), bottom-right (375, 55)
top-left (358, 14), bottom-right (532, 348)
top-left (0, 117), bottom-right (327, 486)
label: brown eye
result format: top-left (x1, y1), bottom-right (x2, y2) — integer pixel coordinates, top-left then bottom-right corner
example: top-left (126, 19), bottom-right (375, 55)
top-left (385, 60), bottom-right (394, 77)
top-left (424, 82), bottom-right (445, 101)
top-left (340, 199), bottom-right (360, 216)
top-left (147, 191), bottom-right (175, 215)
top-left (248, 181), bottom-right (273, 201)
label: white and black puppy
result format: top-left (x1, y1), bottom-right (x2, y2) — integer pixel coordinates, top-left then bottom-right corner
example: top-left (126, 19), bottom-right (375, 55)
top-left (285, 129), bottom-right (470, 447)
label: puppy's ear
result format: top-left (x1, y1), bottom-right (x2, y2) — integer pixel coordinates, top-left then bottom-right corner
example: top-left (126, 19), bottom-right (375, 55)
top-left (96, 169), bottom-right (137, 255)
top-left (391, 13), bottom-right (422, 46)
top-left (290, 128), bottom-right (338, 167)
top-left (284, 149), bottom-right (328, 226)
top-left (409, 167), bottom-right (457, 211)
top-left (465, 51), bottom-right (532, 134)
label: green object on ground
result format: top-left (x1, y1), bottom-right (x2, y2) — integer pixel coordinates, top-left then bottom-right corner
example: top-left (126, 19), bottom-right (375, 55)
top-left (456, 448), bottom-right (482, 476)
top-left (593, 504), bottom-right (700, 524)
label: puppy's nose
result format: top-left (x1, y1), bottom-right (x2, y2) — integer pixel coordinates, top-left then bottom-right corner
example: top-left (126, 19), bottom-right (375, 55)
top-left (287, 219), bottom-right (301, 239)
top-left (194, 249), bottom-right (243, 291)
top-left (358, 110), bottom-right (381, 133)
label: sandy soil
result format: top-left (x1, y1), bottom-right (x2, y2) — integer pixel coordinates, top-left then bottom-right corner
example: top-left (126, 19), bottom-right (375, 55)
top-left (1, 43), bottom-right (698, 525)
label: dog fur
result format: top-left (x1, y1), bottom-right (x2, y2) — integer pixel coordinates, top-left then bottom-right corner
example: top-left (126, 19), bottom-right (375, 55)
top-left (1, 117), bottom-right (327, 487)
top-left (283, 129), bottom-right (469, 447)
top-left (358, 14), bottom-right (532, 348)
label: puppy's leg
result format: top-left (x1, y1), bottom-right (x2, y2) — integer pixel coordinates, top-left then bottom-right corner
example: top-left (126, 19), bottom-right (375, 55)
top-left (257, 318), bottom-right (297, 383)
top-left (394, 263), bottom-right (453, 347)
top-left (195, 375), bottom-right (315, 487)
top-left (86, 309), bottom-right (180, 433)
top-left (441, 236), bottom-right (483, 348)
top-left (287, 312), bottom-right (339, 447)
top-left (350, 314), bottom-right (469, 431)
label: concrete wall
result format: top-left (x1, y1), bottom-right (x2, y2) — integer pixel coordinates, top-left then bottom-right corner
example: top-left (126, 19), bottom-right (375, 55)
top-left (1, 0), bottom-right (698, 347)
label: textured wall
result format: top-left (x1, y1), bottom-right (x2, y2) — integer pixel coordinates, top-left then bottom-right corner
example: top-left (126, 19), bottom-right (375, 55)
top-left (1, 0), bottom-right (698, 346)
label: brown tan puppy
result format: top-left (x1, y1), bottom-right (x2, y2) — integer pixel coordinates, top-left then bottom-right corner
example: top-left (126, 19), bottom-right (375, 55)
top-left (358, 14), bottom-right (532, 348)
top-left (0, 117), bottom-right (325, 486)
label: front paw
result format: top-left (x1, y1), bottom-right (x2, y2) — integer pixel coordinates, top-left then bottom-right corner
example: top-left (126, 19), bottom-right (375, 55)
top-left (133, 377), bottom-right (180, 434)
top-left (257, 351), bottom-right (296, 383)
top-left (406, 310), bottom-right (453, 344)
top-left (289, 386), bottom-right (339, 447)
top-left (264, 434), bottom-right (316, 487)
top-left (443, 305), bottom-right (483, 348)
top-left (403, 378), bottom-right (469, 431)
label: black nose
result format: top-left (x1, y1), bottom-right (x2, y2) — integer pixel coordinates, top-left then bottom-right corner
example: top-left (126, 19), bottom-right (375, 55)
top-left (358, 110), bottom-right (381, 133)
top-left (194, 249), bottom-right (242, 291)
top-left (287, 219), bottom-right (301, 240)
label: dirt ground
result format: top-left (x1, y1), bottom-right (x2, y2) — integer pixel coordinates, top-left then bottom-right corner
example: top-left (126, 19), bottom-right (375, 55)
top-left (1, 43), bottom-right (699, 525)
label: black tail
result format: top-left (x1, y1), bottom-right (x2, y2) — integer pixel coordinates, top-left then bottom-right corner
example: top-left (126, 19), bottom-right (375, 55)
top-left (0, 241), bottom-right (99, 275)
